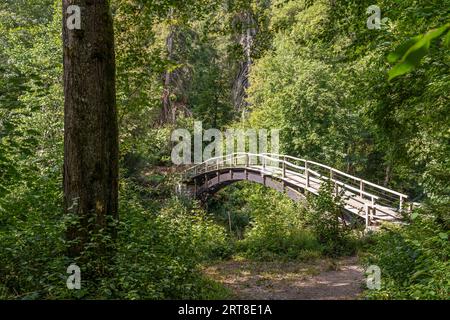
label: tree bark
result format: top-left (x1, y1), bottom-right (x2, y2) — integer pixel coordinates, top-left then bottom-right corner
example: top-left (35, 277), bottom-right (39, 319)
top-left (63, 0), bottom-right (118, 259)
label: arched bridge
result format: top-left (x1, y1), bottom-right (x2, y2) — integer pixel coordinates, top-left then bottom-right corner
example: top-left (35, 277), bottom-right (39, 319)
top-left (180, 153), bottom-right (411, 228)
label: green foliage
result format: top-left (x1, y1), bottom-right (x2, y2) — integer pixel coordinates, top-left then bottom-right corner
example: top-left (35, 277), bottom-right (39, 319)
top-left (364, 205), bottom-right (449, 300)
top-left (209, 184), bottom-right (322, 261)
top-left (247, 1), bottom-right (378, 172)
top-left (0, 0), bottom-right (63, 199)
top-left (188, 36), bottom-right (234, 128)
top-left (0, 178), bottom-right (232, 299)
top-left (0, 177), bottom-right (65, 300)
top-left (239, 218), bottom-right (322, 261)
top-left (247, 0), bottom-right (450, 202)
top-left (388, 24), bottom-right (450, 80)
top-left (111, 189), bottom-right (232, 299)
top-left (305, 182), bottom-right (357, 257)
top-left (207, 184), bottom-right (252, 239)
top-left (1, 0), bottom-right (449, 301)
top-left (156, 197), bottom-right (234, 262)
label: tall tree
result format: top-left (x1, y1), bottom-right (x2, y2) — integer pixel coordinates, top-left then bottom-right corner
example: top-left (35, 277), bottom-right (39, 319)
top-left (62, 0), bottom-right (118, 259)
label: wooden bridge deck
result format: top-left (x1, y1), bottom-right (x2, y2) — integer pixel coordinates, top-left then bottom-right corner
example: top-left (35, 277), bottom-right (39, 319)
top-left (255, 165), bottom-right (401, 223)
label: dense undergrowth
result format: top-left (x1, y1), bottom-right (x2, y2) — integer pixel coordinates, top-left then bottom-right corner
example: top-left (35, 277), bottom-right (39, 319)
top-left (363, 206), bottom-right (449, 300)
top-left (0, 171), bottom-right (232, 299)
top-left (1, 0), bottom-right (448, 300)
top-left (207, 181), bottom-right (449, 300)
top-left (207, 181), bottom-right (361, 261)
top-left (0, 161), bottom-right (448, 300)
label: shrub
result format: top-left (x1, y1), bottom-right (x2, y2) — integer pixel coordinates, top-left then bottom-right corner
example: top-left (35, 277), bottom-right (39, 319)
top-left (0, 177), bottom-right (232, 300)
top-left (217, 184), bottom-right (322, 260)
top-left (363, 204), bottom-right (449, 300)
top-left (107, 186), bottom-right (233, 299)
top-left (304, 181), bottom-right (357, 257)
top-left (239, 221), bottom-right (322, 261)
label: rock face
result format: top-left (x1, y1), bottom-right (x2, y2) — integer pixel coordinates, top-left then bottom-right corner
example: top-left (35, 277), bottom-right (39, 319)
top-left (232, 10), bottom-right (257, 117)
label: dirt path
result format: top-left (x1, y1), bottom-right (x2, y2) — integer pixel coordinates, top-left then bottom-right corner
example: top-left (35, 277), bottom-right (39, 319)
top-left (203, 256), bottom-right (365, 300)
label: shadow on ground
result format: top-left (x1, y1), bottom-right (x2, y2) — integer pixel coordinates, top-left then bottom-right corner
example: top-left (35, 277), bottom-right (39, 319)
top-left (203, 256), bottom-right (364, 300)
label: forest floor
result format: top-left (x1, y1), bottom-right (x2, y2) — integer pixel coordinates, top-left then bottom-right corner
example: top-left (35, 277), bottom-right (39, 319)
top-left (203, 256), bottom-right (365, 300)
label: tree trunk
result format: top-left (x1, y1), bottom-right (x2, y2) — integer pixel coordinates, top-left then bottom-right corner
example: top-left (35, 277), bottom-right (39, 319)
top-left (63, 0), bottom-right (118, 259)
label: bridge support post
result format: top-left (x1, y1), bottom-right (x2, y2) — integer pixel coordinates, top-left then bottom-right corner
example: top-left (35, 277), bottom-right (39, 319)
top-left (371, 197), bottom-right (376, 220)
top-left (305, 161), bottom-right (310, 188)
top-left (282, 156), bottom-right (286, 178)
top-left (365, 204), bottom-right (370, 229)
top-left (360, 180), bottom-right (363, 198)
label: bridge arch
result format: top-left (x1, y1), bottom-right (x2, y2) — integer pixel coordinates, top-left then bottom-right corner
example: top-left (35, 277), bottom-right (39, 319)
top-left (181, 153), bottom-right (411, 228)
top-left (187, 166), bottom-right (307, 202)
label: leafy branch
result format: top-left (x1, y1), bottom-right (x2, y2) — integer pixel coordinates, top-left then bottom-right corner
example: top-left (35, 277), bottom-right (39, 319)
top-left (388, 23), bottom-right (450, 80)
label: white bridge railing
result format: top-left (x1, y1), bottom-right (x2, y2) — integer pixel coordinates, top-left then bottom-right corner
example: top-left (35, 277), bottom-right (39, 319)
top-left (183, 152), bottom-right (411, 220)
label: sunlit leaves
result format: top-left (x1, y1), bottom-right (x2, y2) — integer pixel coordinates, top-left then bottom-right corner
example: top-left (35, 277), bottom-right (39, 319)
top-left (388, 24), bottom-right (450, 80)
top-left (365, 210), bottom-right (449, 300)
top-left (387, 35), bottom-right (422, 64)
top-left (444, 29), bottom-right (450, 48)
